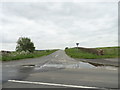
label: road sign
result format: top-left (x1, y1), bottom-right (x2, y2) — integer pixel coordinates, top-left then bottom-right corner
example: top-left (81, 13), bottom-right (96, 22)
top-left (76, 43), bottom-right (79, 47)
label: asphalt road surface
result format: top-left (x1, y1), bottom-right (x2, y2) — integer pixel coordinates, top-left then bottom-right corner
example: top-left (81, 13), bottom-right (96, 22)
top-left (2, 50), bottom-right (119, 89)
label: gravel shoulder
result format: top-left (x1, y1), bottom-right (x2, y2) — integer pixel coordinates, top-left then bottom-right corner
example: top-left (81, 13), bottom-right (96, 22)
top-left (75, 58), bottom-right (119, 67)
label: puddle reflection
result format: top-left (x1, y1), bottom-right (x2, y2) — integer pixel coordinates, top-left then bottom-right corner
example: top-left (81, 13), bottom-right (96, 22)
top-left (32, 61), bottom-right (118, 71)
top-left (34, 62), bottom-right (95, 69)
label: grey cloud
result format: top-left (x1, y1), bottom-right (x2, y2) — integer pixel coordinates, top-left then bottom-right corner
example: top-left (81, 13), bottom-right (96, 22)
top-left (1, 2), bottom-right (118, 50)
top-left (2, 2), bottom-right (117, 20)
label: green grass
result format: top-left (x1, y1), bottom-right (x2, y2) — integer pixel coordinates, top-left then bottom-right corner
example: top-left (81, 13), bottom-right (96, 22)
top-left (65, 47), bottom-right (119, 59)
top-left (1, 49), bottom-right (58, 61)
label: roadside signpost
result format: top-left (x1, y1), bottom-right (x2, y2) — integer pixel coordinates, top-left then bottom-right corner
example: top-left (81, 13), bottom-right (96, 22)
top-left (76, 43), bottom-right (79, 48)
top-left (76, 43), bottom-right (79, 52)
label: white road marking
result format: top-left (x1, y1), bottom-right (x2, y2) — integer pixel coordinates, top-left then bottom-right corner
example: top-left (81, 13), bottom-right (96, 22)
top-left (8, 80), bottom-right (101, 89)
top-left (55, 55), bottom-right (58, 57)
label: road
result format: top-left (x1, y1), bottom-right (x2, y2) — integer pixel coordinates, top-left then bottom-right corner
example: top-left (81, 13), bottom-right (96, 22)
top-left (2, 50), bottom-right (119, 89)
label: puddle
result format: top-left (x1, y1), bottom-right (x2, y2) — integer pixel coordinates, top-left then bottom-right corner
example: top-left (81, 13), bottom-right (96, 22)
top-left (87, 62), bottom-right (118, 70)
top-left (22, 64), bottom-right (36, 67)
top-left (96, 66), bottom-right (118, 70)
top-left (33, 62), bottom-right (95, 70)
top-left (21, 61), bottom-right (118, 71)
top-left (104, 66), bottom-right (118, 70)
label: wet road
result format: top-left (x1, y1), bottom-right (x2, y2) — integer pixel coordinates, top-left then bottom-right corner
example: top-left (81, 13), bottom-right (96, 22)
top-left (2, 50), bottom-right (118, 89)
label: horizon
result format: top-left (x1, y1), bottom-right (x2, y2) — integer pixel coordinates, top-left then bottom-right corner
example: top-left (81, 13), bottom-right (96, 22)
top-left (1, 45), bottom-right (119, 51)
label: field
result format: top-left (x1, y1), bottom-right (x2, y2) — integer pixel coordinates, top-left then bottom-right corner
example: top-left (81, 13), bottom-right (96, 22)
top-left (65, 46), bottom-right (119, 59)
top-left (0, 49), bottom-right (58, 61)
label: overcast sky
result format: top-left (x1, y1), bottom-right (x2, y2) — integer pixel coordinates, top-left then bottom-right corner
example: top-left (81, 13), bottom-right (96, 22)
top-left (0, 0), bottom-right (118, 51)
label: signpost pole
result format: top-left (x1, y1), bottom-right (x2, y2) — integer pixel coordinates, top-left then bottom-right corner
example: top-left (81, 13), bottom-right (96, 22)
top-left (76, 43), bottom-right (79, 52)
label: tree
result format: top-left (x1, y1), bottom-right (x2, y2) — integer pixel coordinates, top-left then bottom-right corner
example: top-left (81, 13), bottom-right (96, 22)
top-left (16, 37), bottom-right (35, 52)
top-left (65, 47), bottom-right (68, 49)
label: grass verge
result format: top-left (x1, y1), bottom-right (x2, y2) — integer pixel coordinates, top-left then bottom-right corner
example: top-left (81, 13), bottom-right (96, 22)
top-left (65, 47), bottom-right (119, 59)
top-left (1, 49), bottom-right (58, 61)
